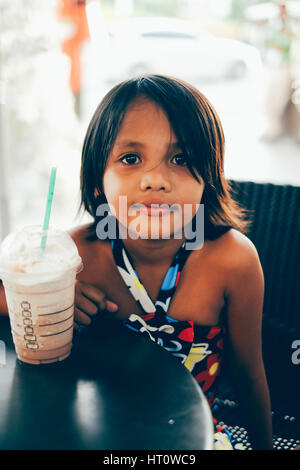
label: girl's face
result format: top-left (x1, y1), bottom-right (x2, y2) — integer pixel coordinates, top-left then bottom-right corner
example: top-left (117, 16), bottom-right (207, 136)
top-left (102, 97), bottom-right (205, 240)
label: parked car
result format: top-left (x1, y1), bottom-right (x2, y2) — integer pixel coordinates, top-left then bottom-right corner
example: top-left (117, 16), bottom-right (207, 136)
top-left (101, 17), bottom-right (263, 83)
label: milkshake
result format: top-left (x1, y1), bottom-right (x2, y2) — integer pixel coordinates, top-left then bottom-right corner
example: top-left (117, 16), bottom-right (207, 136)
top-left (0, 226), bottom-right (82, 364)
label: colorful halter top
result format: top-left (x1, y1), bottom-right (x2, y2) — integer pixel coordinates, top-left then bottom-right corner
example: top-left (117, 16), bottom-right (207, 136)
top-left (110, 236), bottom-right (225, 409)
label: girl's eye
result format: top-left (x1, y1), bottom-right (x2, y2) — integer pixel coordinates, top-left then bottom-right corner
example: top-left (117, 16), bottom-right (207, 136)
top-left (171, 154), bottom-right (188, 166)
top-left (120, 154), bottom-right (141, 165)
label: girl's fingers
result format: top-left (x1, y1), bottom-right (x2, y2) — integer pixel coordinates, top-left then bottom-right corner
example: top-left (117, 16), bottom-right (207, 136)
top-left (76, 295), bottom-right (98, 316)
top-left (74, 307), bottom-right (92, 326)
top-left (76, 281), bottom-right (118, 313)
top-left (78, 282), bottom-right (108, 311)
top-left (105, 300), bottom-right (119, 312)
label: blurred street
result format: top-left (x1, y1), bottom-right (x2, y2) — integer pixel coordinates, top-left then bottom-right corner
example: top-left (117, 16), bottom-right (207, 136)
top-left (0, 0), bottom-right (299, 238)
top-left (199, 74), bottom-right (300, 185)
top-left (2, 71), bottom-right (300, 237)
top-left (82, 72), bottom-right (300, 186)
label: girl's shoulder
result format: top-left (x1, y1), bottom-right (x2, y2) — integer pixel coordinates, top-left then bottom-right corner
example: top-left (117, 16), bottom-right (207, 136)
top-left (195, 228), bottom-right (259, 265)
top-left (68, 223), bottom-right (108, 251)
top-left (204, 228), bottom-right (263, 293)
top-left (168, 229), bottom-right (261, 326)
top-left (209, 228), bottom-right (259, 263)
top-left (68, 224), bottom-right (113, 282)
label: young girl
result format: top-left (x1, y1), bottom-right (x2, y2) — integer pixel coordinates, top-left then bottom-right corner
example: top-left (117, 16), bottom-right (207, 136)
top-left (70, 74), bottom-right (273, 450)
top-left (0, 74), bottom-right (273, 449)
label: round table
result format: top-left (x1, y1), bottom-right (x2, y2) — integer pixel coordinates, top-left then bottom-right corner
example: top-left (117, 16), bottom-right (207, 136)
top-left (0, 315), bottom-right (214, 450)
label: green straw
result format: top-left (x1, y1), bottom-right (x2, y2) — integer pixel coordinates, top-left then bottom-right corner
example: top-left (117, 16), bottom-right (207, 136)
top-left (40, 167), bottom-right (57, 255)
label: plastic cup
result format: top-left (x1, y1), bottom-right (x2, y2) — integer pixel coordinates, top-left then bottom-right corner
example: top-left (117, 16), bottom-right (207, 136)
top-left (0, 226), bottom-right (82, 364)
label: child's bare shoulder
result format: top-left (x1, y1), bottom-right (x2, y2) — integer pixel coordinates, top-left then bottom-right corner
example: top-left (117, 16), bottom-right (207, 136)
top-left (68, 223), bottom-right (109, 250)
top-left (215, 228), bottom-right (259, 262)
top-left (68, 224), bottom-right (112, 281)
top-left (68, 223), bottom-right (91, 245)
top-left (208, 228), bottom-right (260, 270)
top-left (210, 228), bottom-right (263, 290)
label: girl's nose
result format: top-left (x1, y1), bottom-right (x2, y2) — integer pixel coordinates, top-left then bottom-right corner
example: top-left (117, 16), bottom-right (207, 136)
top-left (140, 165), bottom-right (171, 192)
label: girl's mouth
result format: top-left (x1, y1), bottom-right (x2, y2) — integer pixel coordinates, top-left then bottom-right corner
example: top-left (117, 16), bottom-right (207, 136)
top-left (141, 206), bottom-right (171, 217)
top-left (130, 203), bottom-right (179, 217)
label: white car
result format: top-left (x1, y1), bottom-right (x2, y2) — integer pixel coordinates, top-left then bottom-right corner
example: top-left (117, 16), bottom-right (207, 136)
top-left (101, 17), bottom-right (262, 83)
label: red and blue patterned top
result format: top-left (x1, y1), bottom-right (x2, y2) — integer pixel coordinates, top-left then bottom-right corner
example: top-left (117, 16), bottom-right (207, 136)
top-left (110, 236), bottom-right (225, 410)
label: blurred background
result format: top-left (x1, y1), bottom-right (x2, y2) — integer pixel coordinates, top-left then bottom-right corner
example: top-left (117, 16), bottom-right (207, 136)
top-left (0, 0), bottom-right (299, 239)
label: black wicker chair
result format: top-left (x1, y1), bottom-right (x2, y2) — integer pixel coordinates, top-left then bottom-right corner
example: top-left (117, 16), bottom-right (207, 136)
top-left (213, 180), bottom-right (300, 450)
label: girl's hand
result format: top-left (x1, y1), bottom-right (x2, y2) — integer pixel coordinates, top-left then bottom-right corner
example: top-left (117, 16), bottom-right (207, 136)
top-left (74, 280), bottom-right (118, 329)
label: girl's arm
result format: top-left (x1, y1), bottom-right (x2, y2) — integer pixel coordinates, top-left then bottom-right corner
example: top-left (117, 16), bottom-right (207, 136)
top-left (0, 277), bottom-right (118, 322)
top-left (68, 227), bottom-right (119, 327)
top-left (224, 233), bottom-right (273, 450)
top-left (74, 280), bottom-right (119, 328)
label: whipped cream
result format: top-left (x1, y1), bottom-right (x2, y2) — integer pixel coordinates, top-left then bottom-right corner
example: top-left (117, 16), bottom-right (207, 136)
top-left (0, 226), bottom-right (82, 283)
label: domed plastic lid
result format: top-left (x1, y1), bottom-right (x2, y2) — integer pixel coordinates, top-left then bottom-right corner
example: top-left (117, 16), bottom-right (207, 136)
top-left (0, 225), bottom-right (83, 283)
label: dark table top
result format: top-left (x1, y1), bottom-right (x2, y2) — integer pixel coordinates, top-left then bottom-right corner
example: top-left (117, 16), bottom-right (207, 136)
top-left (0, 315), bottom-right (214, 450)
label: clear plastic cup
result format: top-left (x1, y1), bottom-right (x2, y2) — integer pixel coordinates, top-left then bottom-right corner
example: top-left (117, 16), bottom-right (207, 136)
top-left (0, 226), bottom-right (83, 364)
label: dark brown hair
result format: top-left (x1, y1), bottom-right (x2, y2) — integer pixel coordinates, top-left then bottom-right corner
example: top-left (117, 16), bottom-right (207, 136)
top-left (79, 74), bottom-right (250, 240)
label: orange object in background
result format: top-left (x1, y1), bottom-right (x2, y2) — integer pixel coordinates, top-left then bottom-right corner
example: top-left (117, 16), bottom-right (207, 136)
top-left (57, 0), bottom-right (90, 112)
